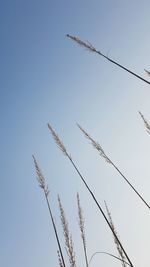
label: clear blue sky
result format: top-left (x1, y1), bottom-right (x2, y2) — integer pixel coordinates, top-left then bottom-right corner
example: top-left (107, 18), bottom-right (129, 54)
top-left (1, 1), bottom-right (150, 267)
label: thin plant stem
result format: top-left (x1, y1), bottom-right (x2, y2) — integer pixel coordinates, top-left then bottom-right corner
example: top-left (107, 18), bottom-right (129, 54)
top-left (89, 251), bottom-right (131, 266)
top-left (104, 201), bottom-right (127, 267)
top-left (67, 34), bottom-right (150, 86)
top-left (32, 155), bottom-right (66, 267)
top-left (77, 124), bottom-right (150, 210)
top-left (47, 124), bottom-right (134, 267)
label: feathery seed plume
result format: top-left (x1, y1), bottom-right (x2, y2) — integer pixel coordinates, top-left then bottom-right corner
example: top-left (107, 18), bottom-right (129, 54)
top-left (104, 201), bottom-right (127, 267)
top-left (77, 193), bottom-right (85, 244)
top-left (33, 156), bottom-right (66, 267)
top-left (77, 123), bottom-right (150, 210)
top-left (58, 195), bottom-right (76, 267)
top-left (48, 125), bottom-right (134, 267)
top-left (66, 34), bottom-right (97, 53)
top-left (67, 34), bottom-right (150, 85)
top-left (139, 111), bottom-right (150, 134)
top-left (77, 123), bottom-right (111, 163)
top-left (32, 155), bottom-right (49, 196)
top-left (77, 193), bottom-right (88, 267)
top-left (47, 123), bottom-right (69, 157)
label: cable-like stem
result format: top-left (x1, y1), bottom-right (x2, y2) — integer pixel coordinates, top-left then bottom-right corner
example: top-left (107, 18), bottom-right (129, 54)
top-left (110, 161), bottom-right (150, 209)
top-left (89, 251), bottom-right (131, 266)
top-left (67, 34), bottom-right (150, 85)
top-left (47, 124), bottom-right (134, 267)
top-left (77, 124), bottom-right (150, 210)
top-left (97, 50), bottom-right (150, 85)
top-left (33, 155), bottom-right (66, 267)
top-left (44, 191), bottom-right (66, 267)
top-left (68, 156), bottom-right (134, 267)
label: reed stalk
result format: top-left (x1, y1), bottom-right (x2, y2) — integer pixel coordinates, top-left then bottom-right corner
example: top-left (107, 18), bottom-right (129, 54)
top-left (89, 251), bottom-right (131, 266)
top-left (47, 123), bottom-right (134, 267)
top-left (104, 201), bottom-right (127, 267)
top-left (77, 123), bottom-right (150, 210)
top-left (32, 155), bottom-right (66, 267)
top-left (66, 34), bottom-right (150, 85)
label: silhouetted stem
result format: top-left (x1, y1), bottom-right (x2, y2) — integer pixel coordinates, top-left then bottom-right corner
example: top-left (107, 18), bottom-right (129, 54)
top-left (67, 34), bottom-right (150, 85)
top-left (89, 251), bottom-right (131, 266)
top-left (110, 160), bottom-right (150, 209)
top-left (68, 156), bottom-right (134, 267)
top-left (44, 191), bottom-right (66, 267)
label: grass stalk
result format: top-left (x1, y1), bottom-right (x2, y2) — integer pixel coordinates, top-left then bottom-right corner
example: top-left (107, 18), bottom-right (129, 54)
top-left (47, 124), bottom-right (134, 267)
top-left (67, 34), bottom-right (150, 85)
top-left (104, 201), bottom-right (127, 267)
top-left (77, 123), bottom-right (150, 210)
top-left (89, 251), bottom-right (131, 266)
top-left (32, 155), bottom-right (66, 267)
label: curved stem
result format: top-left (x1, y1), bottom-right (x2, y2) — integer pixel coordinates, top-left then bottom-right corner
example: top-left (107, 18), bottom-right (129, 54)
top-left (89, 251), bottom-right (131, 266)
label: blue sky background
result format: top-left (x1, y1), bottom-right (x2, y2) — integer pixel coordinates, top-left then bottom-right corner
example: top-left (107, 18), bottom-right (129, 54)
top-left (1, 1), bottom-right (150, 267)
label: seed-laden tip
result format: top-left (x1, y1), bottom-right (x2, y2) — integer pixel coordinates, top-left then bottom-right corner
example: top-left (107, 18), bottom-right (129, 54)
top-left (66, 34), bottom-right (97, 53)
top-left (32, 155), bottom-right (49, 196)
top-left (139, 111), bottom-right (150, 134)
top-left (77, 123), bottom-right (111, 163)
top-left (47, 123), bottom-right (69, 156)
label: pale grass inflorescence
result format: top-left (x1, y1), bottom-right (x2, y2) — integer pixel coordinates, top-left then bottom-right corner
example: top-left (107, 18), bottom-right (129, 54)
top-left (77, 123), bottom-right (111, 163)
top-left (33, 32), bottom-right (150, 267)
top-left (58, 195), bottom-right (77, 267)
top-left (32, 155), bottom-right (49, 196)
top-left (77, 123), bottom-right (150, 210)
top-left (77, 193), bottom-right (86, 247)
top-left (47, 123), bottom-right (134, 267)
top-left (77, 193), bottom-right (88, 267)
top-left (66, 34), bottom-right (97, 53)
top-left (139, 111), bottom-right (150, 134)
top-left (47, 123), bottom-right (69, 157)
top-left (104, 201), bottom-right (127, 267)
top-left (33, 155), bottom-right (66, 267)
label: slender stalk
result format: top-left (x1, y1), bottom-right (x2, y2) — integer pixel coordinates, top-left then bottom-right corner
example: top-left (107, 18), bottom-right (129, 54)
top-left (77, 124), bottom-right (150, 210)
top-left (44, 193), bottom-right (66, 267)
top-left (68, 157), bottom-right (133, 267)
top-left (32, 155), bottom-right (66, 267)
top-left (67, 34), bottom-right (150, 85)
top-left (47, 124), bottom-right (134, 267)
top-left (89, 251), bottom-right (131, 266)
top-left (111, 161), bottom-right (150, 209)
top-left (104, 201), bottom-right (127, 267)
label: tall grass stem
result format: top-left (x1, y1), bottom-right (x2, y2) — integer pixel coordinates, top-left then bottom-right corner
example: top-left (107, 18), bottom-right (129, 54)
top-left (47, 125), bottom-right (134, 267)
top-left (67, 34), bottom-right (150, 86)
